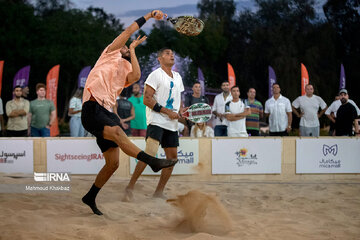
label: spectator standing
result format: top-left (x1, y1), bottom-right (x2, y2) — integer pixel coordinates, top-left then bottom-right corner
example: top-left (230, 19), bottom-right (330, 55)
top-left (5, 86), bottom-right (30, 137)
top-left (68, 88), bottom-right (85, 137)
top-left (325, 89), bottom-right (360, 136)
top-left (128, 83), bottom-right (147, 137)
top-left (212, 81), bottom-right (232, 136)
top-left (224, 86), bottom-right (251, 137)
top-left (184, 81), bottom-right (209, 130)
top-left (264, 83), bottom-right (292, 136)
top-left (185, 81), bottom-right (208, 106)
top-left (244, 88), bottom-right (263, 136)
top-left (0, 97), bottom-right (5, 137)
top-left (28, 83), bottom-right (56, 137)
top-left (332, 89), bottom-right (359, 136)
top-left (292, 84), bottom-right (327, 137)
top-left (114, 92), bottom-right (135, 136)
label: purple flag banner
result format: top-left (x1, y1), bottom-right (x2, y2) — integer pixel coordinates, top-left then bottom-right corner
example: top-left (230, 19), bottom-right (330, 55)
top-left (339, 64), bottom-right (345, 89)
top-left (268, 66), bottom-right (276, 98)
top-left (13, 65), bottom-right (30, 88)
top-left (198, 68), bottom-right (205, 96)
top-left (78, 66), bottom-right (91, 88)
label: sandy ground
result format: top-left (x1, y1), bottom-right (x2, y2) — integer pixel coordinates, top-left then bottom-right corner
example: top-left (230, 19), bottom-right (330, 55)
top-left (0, 174), bottom-right (360, 240)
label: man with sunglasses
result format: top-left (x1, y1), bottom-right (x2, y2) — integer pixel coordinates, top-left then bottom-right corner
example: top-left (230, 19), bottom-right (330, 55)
top-left (123, 48), bottom-right (185, 200)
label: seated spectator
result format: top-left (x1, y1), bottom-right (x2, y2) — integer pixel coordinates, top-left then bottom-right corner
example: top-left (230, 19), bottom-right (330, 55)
top-left (190, 122), bottom-right (214, 137)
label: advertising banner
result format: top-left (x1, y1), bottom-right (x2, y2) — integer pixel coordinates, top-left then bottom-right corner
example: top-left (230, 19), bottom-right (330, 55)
top-left (296, 139), bottom-right (360, 173)
top-left (47, 139), bottom-right (105, 174)
top-left (212, 139), bottom-right (282, 174)
top-left (0, 140), bottom-right (33, 173)
top-left (130, 139), bottom-right (199, 175)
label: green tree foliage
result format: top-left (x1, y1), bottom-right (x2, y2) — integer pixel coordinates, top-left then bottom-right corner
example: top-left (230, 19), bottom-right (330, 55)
top-left (0, 0), bottom-right (123, 120)
top-left (0, 0), bottom-right (359, 129)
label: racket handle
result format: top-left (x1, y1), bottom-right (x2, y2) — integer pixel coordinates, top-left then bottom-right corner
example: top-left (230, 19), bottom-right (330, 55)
top-left (182, 111), bottom-right (189, 118)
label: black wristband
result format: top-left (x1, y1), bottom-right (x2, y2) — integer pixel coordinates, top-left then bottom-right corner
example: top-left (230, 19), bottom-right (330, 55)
top-left (153, 103), bottom-right (163, 113)
top-left (135, 16), bottom-right (146, 28)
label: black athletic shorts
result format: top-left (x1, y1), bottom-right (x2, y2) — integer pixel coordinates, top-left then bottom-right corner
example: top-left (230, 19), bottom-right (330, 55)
top-left (146, 124), bottom-right (179, 148)
top-left (81, 100), bottom-right (119, 153)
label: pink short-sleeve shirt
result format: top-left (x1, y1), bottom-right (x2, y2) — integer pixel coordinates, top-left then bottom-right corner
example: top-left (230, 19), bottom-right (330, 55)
top-left (83, 44), bottom-right (132, 111)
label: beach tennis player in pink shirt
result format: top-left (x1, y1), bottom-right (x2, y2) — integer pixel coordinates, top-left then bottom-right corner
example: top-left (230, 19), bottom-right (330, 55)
top-left (81, 10), bottom-right (178, 215)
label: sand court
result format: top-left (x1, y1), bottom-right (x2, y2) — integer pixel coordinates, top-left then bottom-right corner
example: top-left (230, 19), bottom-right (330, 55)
top-left (1, 173), bottom-right (360, 240)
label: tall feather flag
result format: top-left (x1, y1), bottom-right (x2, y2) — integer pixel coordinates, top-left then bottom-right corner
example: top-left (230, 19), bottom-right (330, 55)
top-left (339, 64), bottom-right (346, 89)
top-left (78, 66), bottom-right (91, 88)
top-left (268, 66), bottom-right (276, 98)
top-left (227, 63), bottom-right (236, 88)
top-left (301, 63), bottom-right (309, 96)
top-left (13, 65), bottom-right (30, 88)
top-left (0, 61), bottom-right (4, 97)
top-left (46, 65), bottom-right (60, 137)
top-left (197, 68), bottom-right (205, 96)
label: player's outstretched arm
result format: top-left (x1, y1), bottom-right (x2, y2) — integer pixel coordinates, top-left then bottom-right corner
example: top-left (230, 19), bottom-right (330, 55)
top-left (126, 35), bottom-right (147, 85)
top-left (107, 10), bottom-right (165, 53)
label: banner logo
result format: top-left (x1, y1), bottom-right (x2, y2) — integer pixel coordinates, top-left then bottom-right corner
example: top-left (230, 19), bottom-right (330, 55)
top-left (322, 144), bottom-right (338, 156)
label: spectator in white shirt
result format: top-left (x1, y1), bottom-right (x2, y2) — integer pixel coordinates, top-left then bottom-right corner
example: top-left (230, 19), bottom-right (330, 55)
top-left (265, 83), bottom-right (292, 136)
top-left (190, 122), bottom-right (214, 137)
top-left (292, 84), bottom-right (327, 137)
top-left (225, 86), bottom-right (251, 137)
top-left (212, 81), bottom-right (232, 136)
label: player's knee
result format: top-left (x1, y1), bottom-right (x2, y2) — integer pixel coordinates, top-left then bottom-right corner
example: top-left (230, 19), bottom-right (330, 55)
top-left (107, 160), bottom-right (119, 172)
top-left (145, 138), bottom-right (159, 157)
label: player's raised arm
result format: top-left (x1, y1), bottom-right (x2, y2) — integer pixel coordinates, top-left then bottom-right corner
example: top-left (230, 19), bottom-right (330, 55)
top-left (107, 10), bottom-right (165, 53)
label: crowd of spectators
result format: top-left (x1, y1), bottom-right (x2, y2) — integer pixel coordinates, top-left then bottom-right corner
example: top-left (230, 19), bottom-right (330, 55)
top-left (0, 81), bottom-right (359, 138)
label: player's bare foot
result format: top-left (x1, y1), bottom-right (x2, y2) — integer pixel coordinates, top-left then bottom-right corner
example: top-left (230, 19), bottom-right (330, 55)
top-left (122, 186), bottom-right (134, 202)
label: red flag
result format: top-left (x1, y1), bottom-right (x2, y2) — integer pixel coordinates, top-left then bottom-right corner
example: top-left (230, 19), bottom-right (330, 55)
top-left (46, 65), bottom-right (60, 137)
top-left (227, 63), bottom-right (236, 88)
top-left (301, 63), bottom-right (309, 96)
top-left (0, 61), bottom-right (4, 97)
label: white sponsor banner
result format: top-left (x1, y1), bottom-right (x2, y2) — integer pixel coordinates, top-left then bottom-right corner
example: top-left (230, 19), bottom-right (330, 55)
top-left (130, 139), bottom-right (199, 175)
top-left (212, 139), bottom-right (282, 174)
top-left (47, 139), bottom-right (105, 174)
top-left (296, 138), bottom-right (360, 173)
top-left (0, 139), bottom-right (33, 173)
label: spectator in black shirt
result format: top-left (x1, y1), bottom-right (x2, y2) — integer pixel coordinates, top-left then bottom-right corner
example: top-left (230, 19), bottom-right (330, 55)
top-left (114, 91), bottom-right (135, 136)
top-left (335, 89), bottom-right (359, 136)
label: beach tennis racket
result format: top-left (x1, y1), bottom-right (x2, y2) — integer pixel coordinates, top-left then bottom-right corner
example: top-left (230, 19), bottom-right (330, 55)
top-left (182, 103), bottom-right (212, 123)
top-left (167, 16), bottom-right (205, 36)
